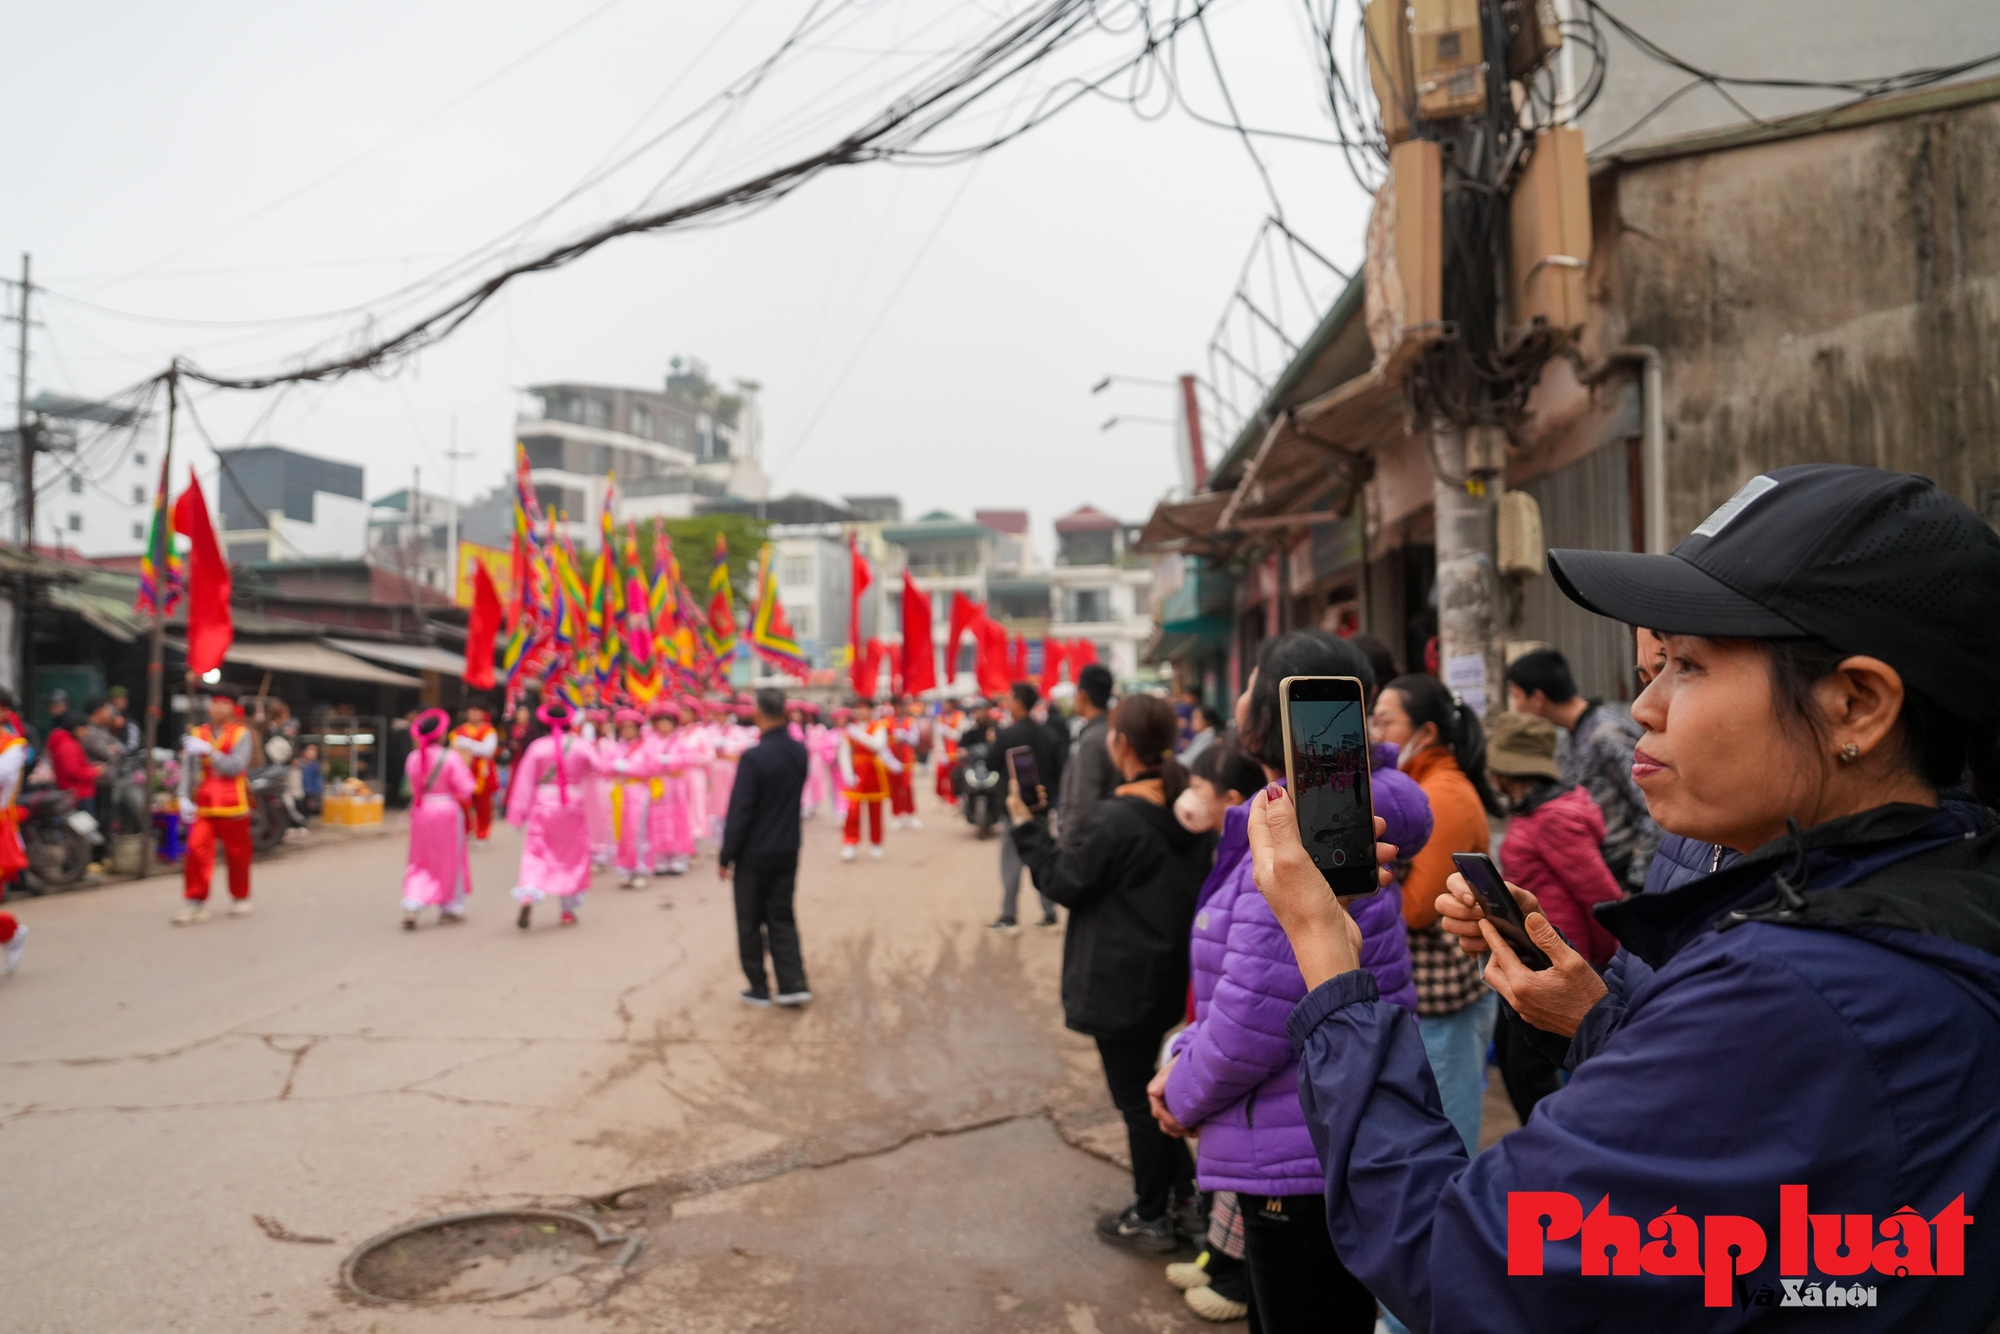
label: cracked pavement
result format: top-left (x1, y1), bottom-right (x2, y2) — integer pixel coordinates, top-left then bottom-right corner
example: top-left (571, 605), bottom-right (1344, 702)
top-left (0, 790), bottom-right (1211, 1333)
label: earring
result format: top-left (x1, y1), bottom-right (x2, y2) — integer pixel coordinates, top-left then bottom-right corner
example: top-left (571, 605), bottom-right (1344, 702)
top-left (1839, 743), bottom-right (1861, 764)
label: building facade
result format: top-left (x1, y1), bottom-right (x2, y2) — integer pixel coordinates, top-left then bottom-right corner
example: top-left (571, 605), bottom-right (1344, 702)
top-left (214, 445), bottom-right (369, 566)
top-left (1048, 505), bottom-right (1154, 683)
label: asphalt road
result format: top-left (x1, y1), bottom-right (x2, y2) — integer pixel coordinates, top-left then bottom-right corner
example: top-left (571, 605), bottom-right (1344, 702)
top-left (0, 784), bottom-right (1224, 1333)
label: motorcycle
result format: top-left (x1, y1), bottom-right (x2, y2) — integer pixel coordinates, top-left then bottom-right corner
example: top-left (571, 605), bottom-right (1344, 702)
top-left (953, 742), bottom-right (1002, 839)
top-left (248, 764), bottom-right (308, 855)
top-left (17, 787), bottom-right (93, 892)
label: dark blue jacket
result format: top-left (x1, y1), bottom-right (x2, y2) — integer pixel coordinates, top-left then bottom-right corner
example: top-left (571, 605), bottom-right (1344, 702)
top-left (719, 726), bottom-right (808, 867)
top-left (1289, 801), bottom-right (2000, 1331)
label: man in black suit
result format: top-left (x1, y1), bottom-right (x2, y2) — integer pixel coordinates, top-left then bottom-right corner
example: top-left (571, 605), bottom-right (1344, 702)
top-left (720, 687), bottom-right (813, 1007)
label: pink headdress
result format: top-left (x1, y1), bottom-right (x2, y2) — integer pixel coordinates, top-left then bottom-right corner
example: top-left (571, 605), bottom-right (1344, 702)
top-left (613, 707), bottom-right (644, 728)
top-left (537, 699), bottom-right (575, 803)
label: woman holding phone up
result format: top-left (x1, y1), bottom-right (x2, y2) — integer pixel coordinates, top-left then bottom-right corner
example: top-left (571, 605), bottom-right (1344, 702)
top-left (1255, 467), bottom-right (2000, 1331)
top-left (1008, 695), bottom-right (1211, 1251)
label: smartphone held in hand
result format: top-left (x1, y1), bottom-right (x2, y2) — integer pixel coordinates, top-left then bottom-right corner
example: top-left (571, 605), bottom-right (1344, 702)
top-left (1278, 675), bottom-right (1380, 900)
top-left (1450, 852), bottom-right (1556, 971)
top-left (1006, 746), bottom-right (1042, 810)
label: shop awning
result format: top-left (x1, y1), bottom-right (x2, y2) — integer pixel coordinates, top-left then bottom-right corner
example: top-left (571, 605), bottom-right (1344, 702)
top-left (1134, 492), bottom-right (1232, 551)
top-left (326, 637), bottom-right (469, 678)
top-left (168, 638), bottom-right (424, 687)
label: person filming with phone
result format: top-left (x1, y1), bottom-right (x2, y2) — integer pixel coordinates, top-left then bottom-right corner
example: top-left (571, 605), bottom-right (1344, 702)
top-left (1250, 467), bottom-right (2000, 1331)
top-left (991, 682), bottom-right (1066, 932)
top-left (1007, 694), bottom-right (1211, 1252)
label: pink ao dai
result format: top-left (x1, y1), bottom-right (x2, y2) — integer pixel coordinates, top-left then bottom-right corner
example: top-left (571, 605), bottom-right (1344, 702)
top-left (505, 733), bottom-right (608, 902)
top-left (403, 746), bottom-right (474, 911)
top-left (646, 729), bottom-right (700, 861)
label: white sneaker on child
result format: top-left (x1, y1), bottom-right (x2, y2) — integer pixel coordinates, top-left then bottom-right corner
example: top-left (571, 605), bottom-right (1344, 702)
top-left (3, 924), bottom-right (25, 975)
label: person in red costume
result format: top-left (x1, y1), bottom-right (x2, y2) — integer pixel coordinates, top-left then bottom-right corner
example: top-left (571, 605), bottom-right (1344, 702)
top-left (0, 689), bottom-right (31, 975)
top-left (838, 708), bottom-right (900, 861)
top-left (886, 701), bottom-right (922, 831)
top-left (174, 684), bottom-right (256, 925)
top-left (451, 704), bottom-right (501, 843)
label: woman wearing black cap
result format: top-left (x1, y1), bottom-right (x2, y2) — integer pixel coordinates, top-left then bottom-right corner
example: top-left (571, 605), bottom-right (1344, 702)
top-left (1248, 466), bottom-right (2000, 1331)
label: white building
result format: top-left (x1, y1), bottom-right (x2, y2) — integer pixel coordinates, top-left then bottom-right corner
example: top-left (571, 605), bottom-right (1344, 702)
top-left (1048, 505), bottom-right (1155, 683)
top-left (2, 394), bottom-right (160, 557)
top-left (212, 444), bottom-right (369, 565)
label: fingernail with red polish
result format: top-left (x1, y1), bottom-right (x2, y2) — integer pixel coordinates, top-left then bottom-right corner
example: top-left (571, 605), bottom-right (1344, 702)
top-left (1265, 782), bottom-right (1283, 801)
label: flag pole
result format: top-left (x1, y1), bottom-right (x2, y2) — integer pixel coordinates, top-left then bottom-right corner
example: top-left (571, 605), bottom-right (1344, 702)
top-left (139, 364), bottom-right (175, 881)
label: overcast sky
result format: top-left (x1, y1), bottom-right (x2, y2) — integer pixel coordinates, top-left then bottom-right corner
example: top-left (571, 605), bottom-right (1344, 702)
top-left (6, 0), bottom-right (1375, 559)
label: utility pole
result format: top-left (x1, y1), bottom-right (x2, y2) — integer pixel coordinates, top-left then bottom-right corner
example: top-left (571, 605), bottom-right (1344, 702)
top-left (1431, 423), bottom-right (1507, 721)
top-left (11, 253), bottom-right (35, 705)
top-left (141, 365), bottom-right (177, 880)
top-left (445, 414), bottom-right (474, 607)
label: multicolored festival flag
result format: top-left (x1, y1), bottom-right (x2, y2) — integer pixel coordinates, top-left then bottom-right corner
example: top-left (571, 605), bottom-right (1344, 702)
top-left (134, 452), bottom-right (183, 617)
top-left (704, 533), bottom-right (739, 664)
top-left (748, 545), bottom-right (808, 679)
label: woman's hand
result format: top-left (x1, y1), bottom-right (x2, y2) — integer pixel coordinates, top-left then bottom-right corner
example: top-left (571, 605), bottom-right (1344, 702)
top-left (1441, 875), bottom-right (1608, 1038)
top-left (1247, 784), bottom-right (1387, 990)
top-left (1147, 1059), bottom-right (1190, 1138)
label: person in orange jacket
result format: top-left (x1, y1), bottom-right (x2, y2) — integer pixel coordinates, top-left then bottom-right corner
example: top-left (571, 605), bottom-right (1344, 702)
top-left (174, 684), bottom-right (255, 925)
top-left (0, 689), bottom-right (31, 974)
top-left (451, 704), bottom-right (501, 843)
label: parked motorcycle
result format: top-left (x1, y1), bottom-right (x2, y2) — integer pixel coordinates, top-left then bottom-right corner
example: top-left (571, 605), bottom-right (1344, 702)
top-left (953, 742), bottom-right (1002, 839)
top-left (248, 764), bottom-right (307, 855)
top-left (17, 787), bottom-right (93, 891)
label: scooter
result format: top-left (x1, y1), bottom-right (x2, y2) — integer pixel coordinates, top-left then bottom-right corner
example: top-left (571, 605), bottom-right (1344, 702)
top-left (248, 765), bottom-right (308, 855)
top-left (954, 742), bottom-right (1001, 839)
top-left (16, 787), bottom-right (93, 891)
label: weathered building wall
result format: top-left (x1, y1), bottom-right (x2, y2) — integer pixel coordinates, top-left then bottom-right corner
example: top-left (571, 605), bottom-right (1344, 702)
top-left (1608, 97), bottom-right (2000, 538)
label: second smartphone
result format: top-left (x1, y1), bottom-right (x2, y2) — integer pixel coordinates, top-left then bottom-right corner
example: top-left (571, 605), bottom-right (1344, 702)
top-left (1277, 675), bottom-right (1380, 899)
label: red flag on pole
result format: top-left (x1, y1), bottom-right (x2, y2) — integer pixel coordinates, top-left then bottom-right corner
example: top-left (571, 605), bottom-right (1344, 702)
top-left (849, 535), bottom-right (873, 696)
top-left (974, 614), bottom-right (1011, 697)
top-left (900, 571), bottom-right (936, 696)
top-left (1039, 638), bottom-right (1067, 694)
top-left (465, 560), bottom-right (503, 690)
top-left (1011, 634), bottom-right (1029, 681)
top-left (1069, 639), bottom-right (1100, 668)
top-left (946, 591), bottom-right (978, 686)
top-left (854, 637), bottom-right (889, 700)
top-left (170, 474), bottom-right (233, 677)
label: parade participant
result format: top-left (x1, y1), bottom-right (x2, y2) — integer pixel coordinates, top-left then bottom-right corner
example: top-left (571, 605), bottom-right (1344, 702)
top-left (450, 703), bottom-right (501, 844)
top-left (645, 703), bottom-right (695, 876)
top-left (174, 684), bottom-right (256, 925)
top-left (581, 708), bottom-right (615, 869)
top-left (679, 695), bottom-right (711, 853)
top-left (934, 703), bottom-right (963, 806)
top-left (838, 705), bottom-right (900, 860)
top-left (809, 708), bottom-right (843, 819)
top-left (401, 709), bottom-right (474, 930)
top-left (608, 708), bottom-right (655, 889)
top-left (886, 701), bottom-right (922, 831)
top-left (506, 699), bottom-right (606, 929)
top-left (826, 707), bottom-right (854, 824)
top-left (711, 701), bottom-right (756, 844)
top-left (796, 702), bottom-right (828, 818)
top-left (0, 689), bottom-right (31, 975)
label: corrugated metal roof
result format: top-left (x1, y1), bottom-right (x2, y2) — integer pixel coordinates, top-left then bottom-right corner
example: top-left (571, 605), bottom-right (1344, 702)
top-left (170, 638), bottom-right (424, 687)
top-left (325, 637), bottom-right (469, 678)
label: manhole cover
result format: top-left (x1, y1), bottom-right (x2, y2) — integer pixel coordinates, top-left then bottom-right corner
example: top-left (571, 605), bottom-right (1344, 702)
top-left (342, 1209), bottom-right (641, 1304)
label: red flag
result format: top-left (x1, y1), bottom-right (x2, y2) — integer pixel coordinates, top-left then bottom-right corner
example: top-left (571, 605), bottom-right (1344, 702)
top-left (1039, 638), bottom-right (1067, 694)
top-left (1070, 639), bottom-right (1100, 669)
top-left (946, 591), bottom-right (979, 686)
top-left (849, 535), bottom-right (873, 696)
top-left (854, 636), bottom-right (888, 699)
top-left (974, 614), bottom-right (1012, 697)
top-left (465, 560), bottom-right (503, 690)
top-left (900, 571), bottom-right (936, 696)
top-left (1012, 634), bottom-right (1029, 681)
top-left (170, 474), bottom-right (233, 677)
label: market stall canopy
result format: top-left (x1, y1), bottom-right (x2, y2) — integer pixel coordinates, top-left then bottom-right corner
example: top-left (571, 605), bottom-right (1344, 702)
top-left (165, 637), bottom-right (423, 687)
top-left (326, 637), bottom-right (469, 679)
top-left (1133, 492), bottom-right (1231, 552)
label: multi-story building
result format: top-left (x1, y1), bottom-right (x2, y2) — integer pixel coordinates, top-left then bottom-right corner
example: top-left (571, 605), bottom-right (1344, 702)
top-left (214, 445), bottom-right (369, 566)
top-left (973, 509), bottom-right (1034, 572)
top-left (1048, 505), bottom-right (1154, 682)
top-left (367, 486), bottom-right (455, 596)
top-left (3, 393), bottom-right (159, 557)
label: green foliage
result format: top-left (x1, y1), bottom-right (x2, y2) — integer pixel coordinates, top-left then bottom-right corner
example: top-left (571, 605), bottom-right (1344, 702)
top-left (631, 513), bottom-right (768, 597)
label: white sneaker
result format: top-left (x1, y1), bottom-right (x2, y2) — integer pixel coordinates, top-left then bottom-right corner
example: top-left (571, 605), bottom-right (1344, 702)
top-left (617, 874), bottom-right (636, 890)
top-left (3, 924), bottom-right (25, 975)
top-left (774, 990), bottom-right (813, 1007)
top-left (889, 816), bottom-right (905, 831)
top-left (839, 845), bottom-right (857, 862)
top-left (632, 875), bottom-right (649, 890)
top-left (172, 903), bottom-right (210, 926)
top-left (669, 856), bottom-right (689, 875)
top-left (227, 899), bottom-right (253, 917)
top-left (907, 816), bottom-right (923, 830)
top-left (1165, 1256), bottom-right (1212, 1290)
top-left (868, 845), bottom-right (884, 860)
top-left (1185, 1284), bottom-right (1248, 1321)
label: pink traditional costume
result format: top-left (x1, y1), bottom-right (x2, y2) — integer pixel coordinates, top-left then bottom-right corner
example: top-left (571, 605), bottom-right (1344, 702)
top-left (401, 709), bottom-right (475, 928)
top-left (581, 711), bottom-right (615, 869)
top-left (507, 702), bottom-right (606, 928)
top-left (646, 703), bottom-right (696, 875)
top-left (607, 710), bottom-right (656, 888)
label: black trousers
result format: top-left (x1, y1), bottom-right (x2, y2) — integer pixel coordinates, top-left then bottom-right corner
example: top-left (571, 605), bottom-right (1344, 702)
top-left (734, 852), bottom-right (807, 997)
top-left (1240, 1193), bottom-right (1377, 1334)
top-left (1095, 1034), bottom-right (1194, 1220)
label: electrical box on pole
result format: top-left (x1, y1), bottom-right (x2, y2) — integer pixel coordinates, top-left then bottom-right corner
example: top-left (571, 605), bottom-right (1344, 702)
top-left (1508, 127), bottom-right (1591, 335)
top-left (1411, 0), bottom-right (1488, 119)
top-left (1364, 0), bottom-right (1417, 145)
top-left (1365, 138), bottom-right (1444, 383)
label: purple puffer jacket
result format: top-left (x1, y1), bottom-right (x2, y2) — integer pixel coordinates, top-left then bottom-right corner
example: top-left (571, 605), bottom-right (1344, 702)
top-left (1164, 754), bottom-right (1430, 1194)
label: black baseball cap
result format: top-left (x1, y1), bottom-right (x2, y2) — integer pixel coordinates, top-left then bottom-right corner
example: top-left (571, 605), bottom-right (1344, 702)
top-left (1548, 465), bottom-right (2000, 725)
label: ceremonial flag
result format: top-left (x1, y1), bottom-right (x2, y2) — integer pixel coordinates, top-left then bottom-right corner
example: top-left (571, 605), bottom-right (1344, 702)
top-left (705, 533), bottom-right (738, 662)
top-left (946, 591), bottom-right (979, 685)
top-left (848, 534), bottom-right (872, 696)
top-left (465, 561), bottom-right (503, 691)
top-left (170, 473), bottom-right (233, 677)
top-left (1039, 638), bottom-right (1067, 695)
top-left (135, 451), bottom-right (183, 617)
top-left (974, 611), bottom-right (1011, 698)
top-left (590, 478), bottom-right (622, 685)
top-left (1012, 634), bottom-right (1029, 682)
top-left (1069, 639), bottom-right (1100, 668)
top-left (899, 571), bottom-right (935, 696)
top-left (508, 443), bottom-right (544, 629)
top-left (854, 637), bottom-right (890, 700)
top-left (749, 544), bottom-right (809, 679)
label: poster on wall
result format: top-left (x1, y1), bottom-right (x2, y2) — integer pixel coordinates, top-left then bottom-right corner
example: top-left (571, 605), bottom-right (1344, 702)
top-left (455, 541), bottom-right (513, 610)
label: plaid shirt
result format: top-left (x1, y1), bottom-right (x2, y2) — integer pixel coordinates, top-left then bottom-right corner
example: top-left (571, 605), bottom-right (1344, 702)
top-left (1205, 1190), bottom-right (1245, 1259)
top-left (1407, 919), bottom-right (1488, 1017)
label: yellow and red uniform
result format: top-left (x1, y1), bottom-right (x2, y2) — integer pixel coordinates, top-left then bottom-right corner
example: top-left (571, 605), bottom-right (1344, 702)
top-left (451, 720), bottom-right (500, 840)
top-left (0, 717), bottom-right (30, 886)
top-left (934, 710), bottom-right (963, 803)
top-left (184, 720), bottom-right (253, 902)
top-left (888, 722), bottom-right (918, 818)
top-left (839, 720), bottom-right (896, 848)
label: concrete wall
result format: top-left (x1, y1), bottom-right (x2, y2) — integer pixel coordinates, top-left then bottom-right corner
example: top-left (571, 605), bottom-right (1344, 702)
top-left (1603, 96), bottom-right (2000, 539)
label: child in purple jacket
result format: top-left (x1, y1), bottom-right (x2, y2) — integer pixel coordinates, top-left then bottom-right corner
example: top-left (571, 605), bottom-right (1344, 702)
top-left (1151, 632), bottom-right (1430, 1334)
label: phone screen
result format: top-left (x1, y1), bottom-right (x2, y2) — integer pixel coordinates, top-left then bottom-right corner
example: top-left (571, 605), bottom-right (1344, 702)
top-left (1007, 746), bottom-right (1041, 800)
top-left (1450, 852), bottom-right (1555, 971)
top-left (1280, 676), bottom-right (1379, 899)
